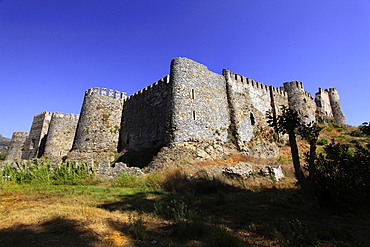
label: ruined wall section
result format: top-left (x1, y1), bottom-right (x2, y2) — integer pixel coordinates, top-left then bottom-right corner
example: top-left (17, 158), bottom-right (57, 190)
top-left (118, 75), bottom-right (172, 151)
top-left (283, 81), bottom-right (316, 124)
top-left (269, 86), bottom-right (289, 118)
top-left (72, 88), bottom-right (125, 153)
top-left (170, 57), bottom-right (230, 143)
top-left (43, 113), bottom-right (79, 158)
top-left (315, 88), bottom-right (334, 121)
top-left (21, 112), bottom-right (52, 160)
top-left (5, 132), bottom-right (28, 161)
top-left (224, 70), bottom-right (276, 148)
top-left (328, 88), bottom-right (346, 125)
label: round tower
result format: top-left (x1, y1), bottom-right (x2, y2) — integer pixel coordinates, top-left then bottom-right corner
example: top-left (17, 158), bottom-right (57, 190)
top-left (283, 81), bottom-right (316, 124)
top-left (5, 132), bottom-right (28, 161)
top-left (328, 88), bottom-right (346, 125)
top-left (43, 112), bottom-right (79, 158)
top-left (71, 87), bottom-right (126, 153)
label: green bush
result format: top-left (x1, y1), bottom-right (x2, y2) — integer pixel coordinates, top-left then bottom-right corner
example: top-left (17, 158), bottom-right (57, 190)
top-left (314, 143), bottom-right (370, 210)
top-left (128, 214), bottom-right (146, 240)
top-left (317, 138), bottom-right (329, 145)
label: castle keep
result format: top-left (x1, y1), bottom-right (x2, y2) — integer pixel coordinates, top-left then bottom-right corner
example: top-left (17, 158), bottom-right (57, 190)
top-left (6, 57), bottom-right (346, 162)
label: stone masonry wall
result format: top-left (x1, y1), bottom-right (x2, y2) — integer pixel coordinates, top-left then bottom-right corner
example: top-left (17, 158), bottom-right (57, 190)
top-left (315, 88), bottom-right (334, 120)
top-left (72, 88), bottom-right (125, 153)
top-left (5, 132), bottom-right (28, 161)
top-left (118, 75), bottom-right (172, 151)
top-left (170, 57), bottom-right (230, 143)
top-left (283, 81), bottom-right (316, 124)
top-left (43, 113), bottom-right (80, 158)
top-left (328, 88), bottom-right (346, 125)
top-left (225, 70), bottom-right (275, 148)
top-left (21, 112), bottom-right (52, 160)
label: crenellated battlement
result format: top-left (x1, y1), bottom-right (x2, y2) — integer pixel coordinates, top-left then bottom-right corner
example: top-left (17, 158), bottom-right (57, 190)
top-left (126, 75), bottom-right (170, 100)
top-left (283, 80), bottom-right (304, 90)
top-left (229, 72), bottom-right (271, 91)
top-left (270, 85), bottom-right (288, 97)
top-left (85, 87), bottom-right (126, 99)
top-left (51, 112), bottom-right (80, 120)
top-left (12, 131), bottom-right (29, 137)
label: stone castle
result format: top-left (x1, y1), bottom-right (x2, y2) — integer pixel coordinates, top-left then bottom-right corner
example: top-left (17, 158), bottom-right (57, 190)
top-left (5, 57), bottom-right (345, 163)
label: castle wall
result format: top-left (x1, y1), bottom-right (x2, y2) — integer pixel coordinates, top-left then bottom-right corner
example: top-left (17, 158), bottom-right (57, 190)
top-left (283, 81), bottom-right (316, 124)
top-left (315, 88), bottom-right (334, 120)
top-left (43, 113), bottom-right (79, 158)
top-left (224, 71), bottom-right (279, 146)
top-left (21, 112), bottom-right (52, 160)
top-left (71, 88), bottom-right (125, 153)
top-left (5, 132), bottom-right (28, 161)
top-left (270, 85), bottom-right (289, 118)
top-left (328, 88), bottom-right (346, 125)
top-left (118, 75), bottom-right (172, 151)
top-left (170, 57), bottom-right (230, 143)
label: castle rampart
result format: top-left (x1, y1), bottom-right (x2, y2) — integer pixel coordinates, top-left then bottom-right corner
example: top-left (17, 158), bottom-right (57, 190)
top-left (21, 111), bottom-right (52, 160)
top-left (6, 57), bottom-right (346, 164)
top-left (5, 132), bottom-right (28, 161)
top-left (118, 75), bottom-right (172, 152)
top-left (43, 112), bottom-right (80, 158)
top-left (72, 87), bottom-right (125, 153)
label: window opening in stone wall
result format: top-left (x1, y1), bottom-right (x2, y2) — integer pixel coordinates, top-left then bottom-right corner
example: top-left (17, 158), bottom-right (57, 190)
top-left (192, 111), bottom-right (196, 120)
top-left (191, 89), bottom-right (195, 99)
top-left (250, 113), bottom-right (256, 126)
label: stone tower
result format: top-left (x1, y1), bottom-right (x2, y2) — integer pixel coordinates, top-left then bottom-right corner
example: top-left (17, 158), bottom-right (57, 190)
top-left (170, 57), bottom-right (230, 143)
top-left (328, 88), bottom-right (346, 125)
top-left (21, 112), bottom-right (52, 160)
top-left (283, 81), bottom-right (316, 124)
top-left (72, 88), bottom-right (126, 153)
top-left (43, 112), bottom-right (80, 158)
top-left (5, 132), bottom-right (28, 161)
top-left (315, 88), bottom-right (334, 120)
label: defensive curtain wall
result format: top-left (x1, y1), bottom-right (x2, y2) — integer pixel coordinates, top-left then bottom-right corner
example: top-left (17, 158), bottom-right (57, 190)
top-left (5, 57), bottom-right (346, 164)
top-left (118, 75), bottom-right (172, 152)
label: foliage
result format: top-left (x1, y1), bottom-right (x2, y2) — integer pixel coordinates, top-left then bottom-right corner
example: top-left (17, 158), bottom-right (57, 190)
top-left (209, 226), bottom-right (244, 247)
top-left (317, 138), bottom-right (329, 145)
top-left (0, 153), bottom-right (6, 160)
top-left (314, 143), bottom-right (370, 210)
top-left (0, 159), bottom-right (95, 185)
top-left (128, 213), bottom-right (146, 240)
top-left (359, 125), bottom-right (370, 136)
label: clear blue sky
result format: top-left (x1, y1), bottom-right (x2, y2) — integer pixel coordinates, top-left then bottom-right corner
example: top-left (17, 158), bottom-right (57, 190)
top-left (1, 1), bottom-right (369, 138)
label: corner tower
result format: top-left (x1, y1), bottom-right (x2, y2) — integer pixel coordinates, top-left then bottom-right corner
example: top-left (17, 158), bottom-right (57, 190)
top-left (328, 88), bottom-right (346, 125)
top-left (43, 112), bottom-right (79, 158)
top-left (71, 88), bottom-right (126, 153)
top-left (5, 132), bottom-right (28, 161)
top-left (21, 112), bottom-right (52, 160)
top-left (283, 81), bottom-right (316, 124)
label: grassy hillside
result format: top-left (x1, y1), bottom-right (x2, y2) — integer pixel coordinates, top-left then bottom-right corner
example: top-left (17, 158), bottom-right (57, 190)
top-left (0, 124), bottom-right (369, 246)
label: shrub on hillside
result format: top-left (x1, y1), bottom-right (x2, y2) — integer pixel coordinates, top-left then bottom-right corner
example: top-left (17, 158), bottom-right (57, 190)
top-left (314, 143), bottom-right (370, 210)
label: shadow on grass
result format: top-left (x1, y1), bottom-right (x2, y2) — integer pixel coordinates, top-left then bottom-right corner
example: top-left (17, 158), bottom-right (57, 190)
top-left (98, 177), bottom-right (365, 246)
top-left (0, 217), bottom-right (100, 247)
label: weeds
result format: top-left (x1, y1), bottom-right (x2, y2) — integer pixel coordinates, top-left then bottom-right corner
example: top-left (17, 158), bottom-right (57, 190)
top-left (128, 213), bottom-right (146, 240)
top-left (209, 226), bottom-right (244, 247)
